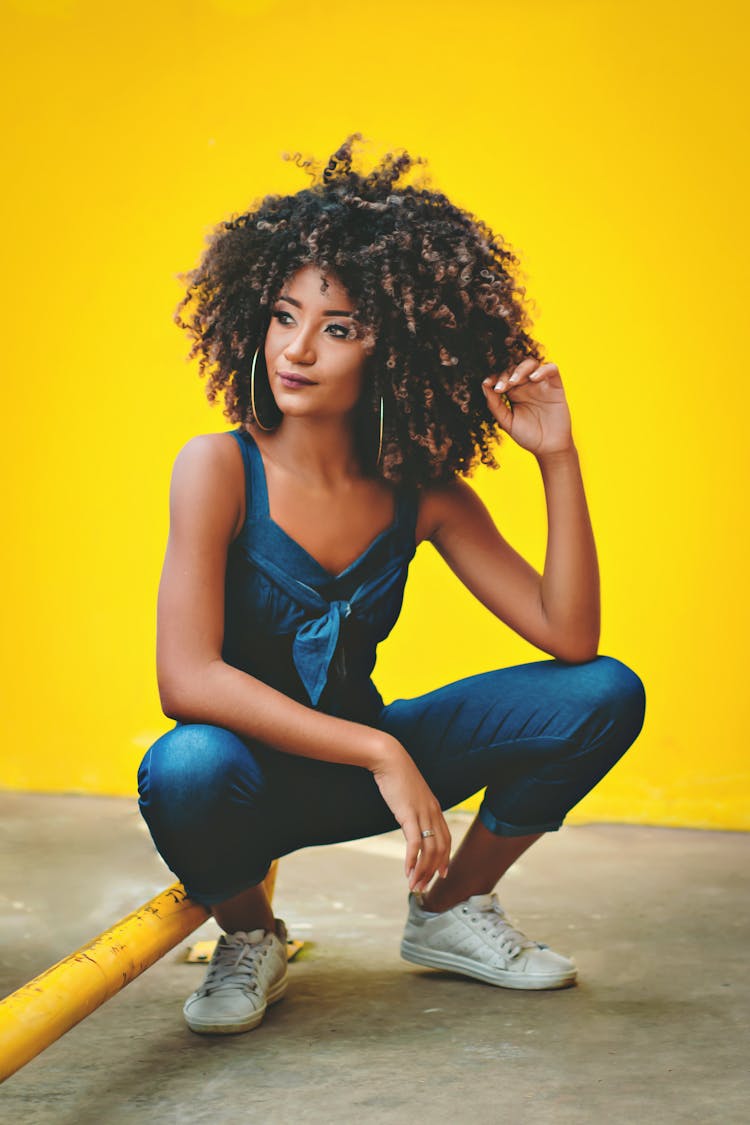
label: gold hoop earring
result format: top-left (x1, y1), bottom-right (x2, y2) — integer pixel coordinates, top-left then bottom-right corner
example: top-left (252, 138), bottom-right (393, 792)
top-left (375, 394), bottom-right (384, 468)
top-left (250, 347), bottom-right (277, 432)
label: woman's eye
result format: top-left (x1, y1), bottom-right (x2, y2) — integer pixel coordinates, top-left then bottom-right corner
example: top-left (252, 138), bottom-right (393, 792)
top-left (270, 311), bottom-right (352, 339)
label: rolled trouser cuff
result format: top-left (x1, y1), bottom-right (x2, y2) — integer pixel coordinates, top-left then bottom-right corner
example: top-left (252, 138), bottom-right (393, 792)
top-left (181, 861), bottom-right (273, 908)
top-left (478, 804), bottom-right (563, 837)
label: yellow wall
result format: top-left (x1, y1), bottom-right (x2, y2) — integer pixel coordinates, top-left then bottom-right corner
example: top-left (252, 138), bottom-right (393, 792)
top-left (1, 0), bottom-right (747, 829)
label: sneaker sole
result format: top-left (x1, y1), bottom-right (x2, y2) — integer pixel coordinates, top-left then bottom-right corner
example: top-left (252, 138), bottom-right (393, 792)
top-left (400, 939), bottom-right (577, 990)
top-left (184, 971), bottom-right (288, 1035)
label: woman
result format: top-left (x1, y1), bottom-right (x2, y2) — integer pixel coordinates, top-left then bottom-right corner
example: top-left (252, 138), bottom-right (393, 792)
top-left (137, 135), bottom-right (646, 1036)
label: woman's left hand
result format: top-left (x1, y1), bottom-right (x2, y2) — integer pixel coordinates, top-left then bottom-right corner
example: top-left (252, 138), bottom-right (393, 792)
top-left (481, 358), bottom-right (573, 458)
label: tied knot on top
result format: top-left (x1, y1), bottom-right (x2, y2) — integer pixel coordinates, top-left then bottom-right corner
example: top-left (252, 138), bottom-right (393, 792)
top-left (292, 599), bottom-right (353, 706)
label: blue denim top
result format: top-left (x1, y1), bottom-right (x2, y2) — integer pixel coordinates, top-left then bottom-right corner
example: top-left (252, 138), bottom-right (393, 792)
top-left (222, 427), bottom-right (420, 723)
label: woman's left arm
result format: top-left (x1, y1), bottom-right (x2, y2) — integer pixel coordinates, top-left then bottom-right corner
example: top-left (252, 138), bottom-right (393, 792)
top-left (424, 359), bottom-right (600, 664)
top-left (530, 443), bottom-right (600, 661)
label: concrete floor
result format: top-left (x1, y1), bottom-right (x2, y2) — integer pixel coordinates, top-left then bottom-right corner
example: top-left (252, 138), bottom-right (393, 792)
top-left (0, 793), bottom-right (748, 1124)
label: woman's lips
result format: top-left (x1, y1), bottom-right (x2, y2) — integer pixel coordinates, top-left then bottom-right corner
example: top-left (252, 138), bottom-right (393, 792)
top-left (278, 372), bottom-right (315, 388)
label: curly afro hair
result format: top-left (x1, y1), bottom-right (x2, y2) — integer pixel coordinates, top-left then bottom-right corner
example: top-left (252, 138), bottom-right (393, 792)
top-left (174, 133), bottom-right (545, 486)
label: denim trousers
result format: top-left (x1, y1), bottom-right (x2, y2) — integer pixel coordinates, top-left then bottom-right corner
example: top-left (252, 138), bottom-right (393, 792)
top-left (137, 655), bottom-right (646, 907)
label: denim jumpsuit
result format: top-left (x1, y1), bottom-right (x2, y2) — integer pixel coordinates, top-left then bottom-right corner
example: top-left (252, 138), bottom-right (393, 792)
top-left (137, 427), bottom-right (646, 907)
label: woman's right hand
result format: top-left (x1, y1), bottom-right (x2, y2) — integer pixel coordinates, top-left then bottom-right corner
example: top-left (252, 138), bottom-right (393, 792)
top-left (369, 736), bottom-right (452, 894)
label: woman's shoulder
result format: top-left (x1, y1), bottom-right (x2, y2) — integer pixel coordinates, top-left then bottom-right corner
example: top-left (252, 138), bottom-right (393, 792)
top-left (414, 474), bottom-right (478, 548)
top-left (173, 428), bottom-right (242, 462)
top-left (169, 431), bottom-right (246, 541)
top-left (170, 430), bottom-right (248, 487)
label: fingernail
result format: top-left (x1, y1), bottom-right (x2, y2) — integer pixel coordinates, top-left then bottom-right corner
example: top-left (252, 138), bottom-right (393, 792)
top-left (494, 380), bottom-right (504, 391)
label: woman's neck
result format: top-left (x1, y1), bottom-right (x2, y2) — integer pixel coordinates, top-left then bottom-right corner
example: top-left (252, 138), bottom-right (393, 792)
top-left (247, 415), bottom-right (364, 487)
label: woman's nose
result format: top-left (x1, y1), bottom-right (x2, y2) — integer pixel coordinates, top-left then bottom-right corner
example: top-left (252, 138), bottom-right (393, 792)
top-left (283, 327), bottom-right (316, 364)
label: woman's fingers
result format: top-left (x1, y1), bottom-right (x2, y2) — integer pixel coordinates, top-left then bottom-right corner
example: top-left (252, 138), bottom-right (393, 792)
top-left (406, 826), bottom-right (437, 891)
top-left (504, 357), bottom-right (541, 387)
top-left (481, 380), bottom-right (514, 429)
top-left (404, 817), bottom-right (422, 879)
top-left (405, 814), bottom-right (452, 893)
top-left (487, 358), bottom-right (563, 394)
top-left (488, 359), bottom-right (531, 392)
top-left (403, 813), bottom-right (423, 877)
top-left (435, 815), bottom-right (452, 880)
top-left (482, 361), bottom-right (562, 434)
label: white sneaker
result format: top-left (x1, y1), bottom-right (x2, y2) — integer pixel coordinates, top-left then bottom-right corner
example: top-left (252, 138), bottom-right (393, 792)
top-left (400, 892), bottom-right (577, 990)
top-left (183, 919), bottom-right (289, 1034)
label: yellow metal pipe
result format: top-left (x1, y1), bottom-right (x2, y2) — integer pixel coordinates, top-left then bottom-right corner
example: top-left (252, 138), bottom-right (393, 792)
top-left (0, 861), bottom-right (278, 1083)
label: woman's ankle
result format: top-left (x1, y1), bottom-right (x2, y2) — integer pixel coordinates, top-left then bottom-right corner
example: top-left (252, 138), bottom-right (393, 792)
top-left (419, 886), bottom-right (463, 913)
top-left (211, 883), bottom-right (275, 934)
top-left (420, 880), bottom-right (495, 914)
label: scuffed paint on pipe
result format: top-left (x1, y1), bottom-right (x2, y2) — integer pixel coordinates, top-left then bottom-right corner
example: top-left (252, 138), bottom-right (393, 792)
top-left (0, 861), bottom-right (278, 1082)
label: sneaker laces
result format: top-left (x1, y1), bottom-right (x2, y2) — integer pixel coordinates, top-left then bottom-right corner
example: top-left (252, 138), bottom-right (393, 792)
top-left (463, 894), bottom-right (539, 960)
top-left (197, 931), bottom-right (270, 998)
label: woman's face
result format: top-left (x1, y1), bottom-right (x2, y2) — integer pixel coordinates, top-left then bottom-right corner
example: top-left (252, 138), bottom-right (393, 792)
top-left (264, 264), bottom-right (371, 420)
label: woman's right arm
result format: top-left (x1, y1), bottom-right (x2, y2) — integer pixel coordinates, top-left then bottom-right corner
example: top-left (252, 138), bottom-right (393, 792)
top-left (155, 436), bottom-right (451, 888)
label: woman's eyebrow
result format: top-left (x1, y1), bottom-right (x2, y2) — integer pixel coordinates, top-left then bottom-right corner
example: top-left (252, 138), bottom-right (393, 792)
top-left (276, 295), bottom-right (355, 317)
